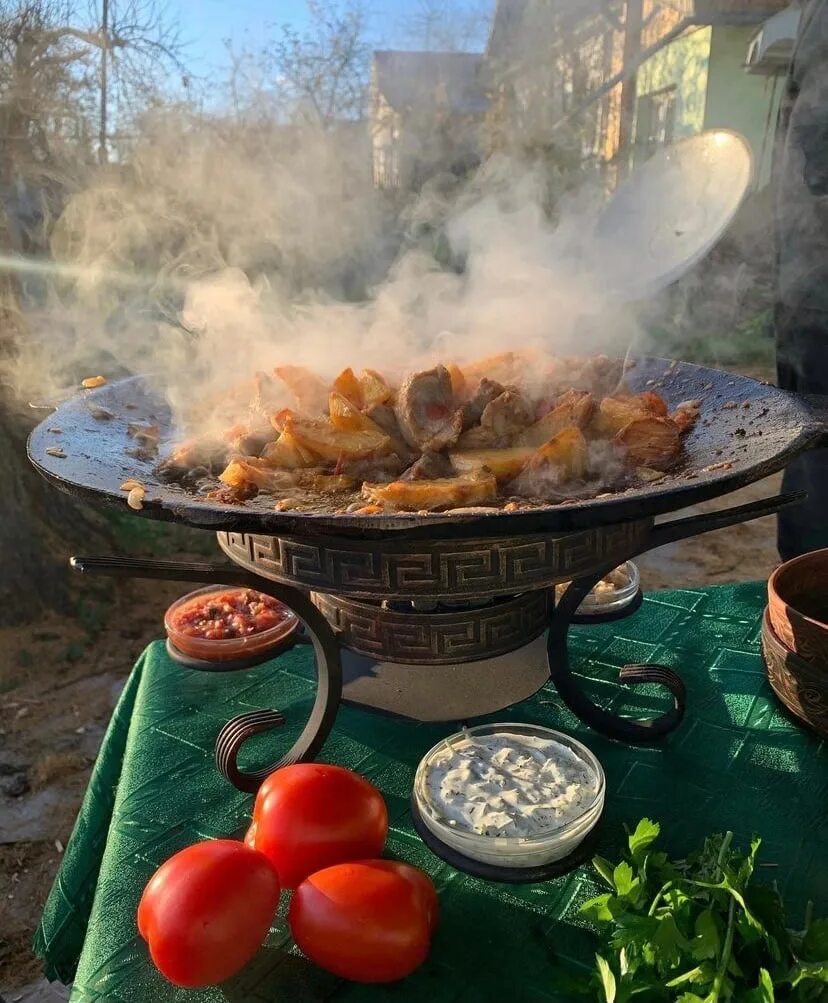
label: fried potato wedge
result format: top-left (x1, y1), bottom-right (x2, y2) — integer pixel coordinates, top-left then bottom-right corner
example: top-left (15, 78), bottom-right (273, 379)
top-left (219, 457), bottom-right (301, 491)
top-left (525, 427), bottom-right (589, 480)
top-left (327, 391), bottom-right (388, 433)
top-left (360, 368), bottom-right (393, 408)
top-left (332, 367), bottom-right (364, 407)
top-left (445, 363), bottom-right (466, 400)
top-left (283, 414), bottom-right (392, 461)
top-left (274, 365), bottom-right (329, 414)
top-left (615, 416), bottom-right (680, 470)
top-left (592, 396), bottom-right (647, 437)
top-left (517, 390), bottom-right (594, 447)
top-left (450, 447), bottom-right (535, 482)
top-left (260, 431), bottom-right (317, 469)
top-left (592, 391), bottom-right (670, 438)
top-left (362, 470), bottom-right (497, 511)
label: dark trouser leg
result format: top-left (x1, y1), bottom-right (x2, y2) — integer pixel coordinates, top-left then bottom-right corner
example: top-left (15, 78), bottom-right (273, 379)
top-left (776, 306), bottom-right (828, 560)
top-left (774, 0), bottom-right (828, 559)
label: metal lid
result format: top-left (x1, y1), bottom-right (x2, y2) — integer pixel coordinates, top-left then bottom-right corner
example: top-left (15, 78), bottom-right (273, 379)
top-left (586, 129), bottom-right (754, 302)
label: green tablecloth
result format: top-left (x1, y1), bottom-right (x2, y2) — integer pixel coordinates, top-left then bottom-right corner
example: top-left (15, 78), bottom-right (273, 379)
top-left (34, 582), bottom-right (828, 1002)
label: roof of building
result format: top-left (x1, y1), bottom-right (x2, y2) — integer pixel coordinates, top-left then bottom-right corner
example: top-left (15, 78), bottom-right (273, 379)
top-left (372, 50), bottom-right (488, 115)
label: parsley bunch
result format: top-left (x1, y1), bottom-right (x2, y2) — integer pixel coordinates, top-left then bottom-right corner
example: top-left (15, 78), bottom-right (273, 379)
top-left (580, 819), bottom-right (828, 1002)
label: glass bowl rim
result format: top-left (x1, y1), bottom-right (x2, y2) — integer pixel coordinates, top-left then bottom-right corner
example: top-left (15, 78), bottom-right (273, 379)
top-left (413, 722), bottom-right (606, 849)
top-left (164, 584), bottom-right (300, 648)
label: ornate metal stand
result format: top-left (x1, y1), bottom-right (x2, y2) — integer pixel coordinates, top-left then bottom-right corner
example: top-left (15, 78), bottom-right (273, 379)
top-left (550, 566), bottom-right (686, 742)
top-left (70, 490), bottom-right (803, 793)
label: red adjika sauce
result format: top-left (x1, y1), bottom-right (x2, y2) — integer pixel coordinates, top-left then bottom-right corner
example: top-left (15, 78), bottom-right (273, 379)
top-left (165, 587), bottom-right (298, 661)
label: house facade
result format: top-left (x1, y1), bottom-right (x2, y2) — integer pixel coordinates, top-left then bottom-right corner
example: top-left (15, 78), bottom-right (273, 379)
top-left (632, 0), bottom-right (792, 185)
top-left (484, 0), bottom-right (794, 190)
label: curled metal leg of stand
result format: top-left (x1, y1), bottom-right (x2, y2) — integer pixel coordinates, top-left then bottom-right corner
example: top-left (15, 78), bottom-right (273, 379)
top-left (548, 569), bottom-right (686, 743)
top-left (214, 584), bottom-right (342, 793)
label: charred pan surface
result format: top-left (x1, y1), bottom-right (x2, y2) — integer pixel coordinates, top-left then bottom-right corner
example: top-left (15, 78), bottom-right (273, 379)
top-left (28, 357), bottom-right (822, 539)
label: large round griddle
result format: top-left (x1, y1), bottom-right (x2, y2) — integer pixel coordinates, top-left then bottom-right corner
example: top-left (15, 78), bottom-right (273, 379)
top-left (28, 357), bottom-right (823, 539)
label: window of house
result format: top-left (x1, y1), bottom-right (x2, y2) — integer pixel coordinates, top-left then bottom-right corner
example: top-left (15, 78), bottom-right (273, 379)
top-left (635, 86), bottom-right (677, 163)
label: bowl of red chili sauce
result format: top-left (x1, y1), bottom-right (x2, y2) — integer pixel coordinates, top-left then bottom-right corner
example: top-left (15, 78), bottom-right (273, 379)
top-left (165, 586), bottom-right (299, 662)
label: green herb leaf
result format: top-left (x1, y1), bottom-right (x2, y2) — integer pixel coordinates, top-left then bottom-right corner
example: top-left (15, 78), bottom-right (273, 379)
top-left (742, 967), bottom-right (776, 1002)
top-left (581, 893), bottom-right (620, 924)
top-left (651, 914), bottom-right (689, 971)
top-left (789, 960), bottom-right (828, 987)
top-left (595, 954), bottom-right (617, 1003)
top-left (674, 995), bottom-right (706, 1003)
top-left (593, 856), bottom-right (617, 890)
top-left (690, 909), bottom-right (720, 961)
top-left (745, 884), bottom-right (790, 961)
top-left (628, 818), bottom-right (660, 863)
top-left (614, 861), bottom-right (636, 897)
top-left (802, 918), bottom-right (828, 963)
top-left (736, 836), bottom-right (762, 886)
top-left (665, 964), bottom-right (708, 988)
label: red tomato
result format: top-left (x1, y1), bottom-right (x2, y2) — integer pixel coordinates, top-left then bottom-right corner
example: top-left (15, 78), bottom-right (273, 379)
top-left (248, 764), bottom-right (388, 888)
top-left (369, 860), bottom-right (439, 933)
top-left (137, 839), bottom-right (280, 988)
top-left (289, 860), bottom-right (437, 983)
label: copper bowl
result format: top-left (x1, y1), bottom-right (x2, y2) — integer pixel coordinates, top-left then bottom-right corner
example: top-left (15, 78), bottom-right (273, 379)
top-left (768, 548), bottom-right (828, 667)
top-left (761, 607), bottom-right (828, 738)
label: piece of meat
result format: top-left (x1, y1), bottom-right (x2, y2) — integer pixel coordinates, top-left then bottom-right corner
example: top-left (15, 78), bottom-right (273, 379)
top-left (156, 438), bottom-right (228, 484)
top-left (460, 379), bottom-right (505, 429)
top-left (394, 365), bottom-right (463, 451)
top-left (365, 403), bottom-right (418, 462)
top-left (227, 422), bottom-right (279, 457)
top-left (339, 453), bottom-right (405, 482)
top-left (400, 451), bottom-right (455, 481)
top-left (479, 390), bottom-right (533, 443)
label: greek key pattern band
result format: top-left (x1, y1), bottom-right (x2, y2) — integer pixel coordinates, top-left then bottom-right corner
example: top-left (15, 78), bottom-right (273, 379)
top-left (313, 590), bottom-right (551, 664)
top-left (216, 521), bottom-right (649, 599)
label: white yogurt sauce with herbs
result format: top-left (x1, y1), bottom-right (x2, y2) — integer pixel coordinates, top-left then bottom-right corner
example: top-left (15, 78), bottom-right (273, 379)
top-left (425, 732), bottom-right (598, 839)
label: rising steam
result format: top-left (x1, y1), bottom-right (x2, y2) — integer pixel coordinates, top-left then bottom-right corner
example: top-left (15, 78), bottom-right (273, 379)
top-left (4, 100), bottom-right (642, 438)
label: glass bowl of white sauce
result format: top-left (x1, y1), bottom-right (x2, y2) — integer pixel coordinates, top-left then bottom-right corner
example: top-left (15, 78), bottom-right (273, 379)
top-left (555, 561), bottom-right (640, 616)
top-left (413, 723), bottom-right (605, 868)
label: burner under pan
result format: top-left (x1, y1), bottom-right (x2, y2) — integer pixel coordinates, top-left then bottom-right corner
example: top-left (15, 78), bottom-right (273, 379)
top-left (339, 633), bottom-right (551, 721)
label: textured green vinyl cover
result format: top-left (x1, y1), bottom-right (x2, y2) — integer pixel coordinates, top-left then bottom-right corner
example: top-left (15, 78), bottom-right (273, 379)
top-left (34, 583), bottom-right (828, 1002)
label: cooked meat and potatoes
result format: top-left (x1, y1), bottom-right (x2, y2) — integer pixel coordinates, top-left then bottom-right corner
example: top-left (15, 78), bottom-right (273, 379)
top-left (157, 352), bottom-right (700, 514)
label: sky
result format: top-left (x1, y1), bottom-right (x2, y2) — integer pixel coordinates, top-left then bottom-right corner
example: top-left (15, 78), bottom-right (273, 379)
top-left (169, 0), bottom-right (490, 79)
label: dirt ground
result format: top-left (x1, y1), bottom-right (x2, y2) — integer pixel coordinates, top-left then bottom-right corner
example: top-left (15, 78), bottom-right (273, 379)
top-left (0, 365), bottom-right (786, 993)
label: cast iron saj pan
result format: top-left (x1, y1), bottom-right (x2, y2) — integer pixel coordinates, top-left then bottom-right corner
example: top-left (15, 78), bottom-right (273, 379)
top-left (26, 356), bottom-right (828, 793)
top-left (27, 356), bottom-right (828, 539)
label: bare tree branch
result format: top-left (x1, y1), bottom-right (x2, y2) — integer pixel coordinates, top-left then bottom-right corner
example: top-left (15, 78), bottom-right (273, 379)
top-left (398, 0), bottom-right (492, 53)
top-left (238, 0), bottom-right (371, 127)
